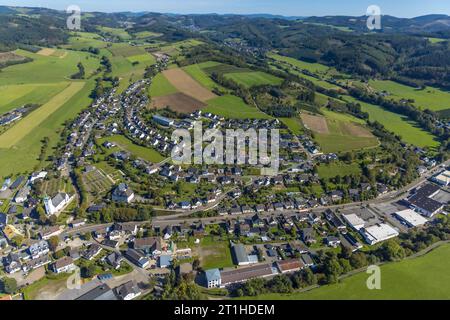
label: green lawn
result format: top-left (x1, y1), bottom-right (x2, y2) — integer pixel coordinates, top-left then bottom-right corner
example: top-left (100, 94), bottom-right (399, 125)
top-left (241, 243), bottom-right (450, 300)
top-left (99, 135), bottom-right (165, 163)
top-left (345, 96), bottom-right (439, 148)
top-left (204, 95), bottom-right (271, 119)
top-left (224, 71), bottom-right (283, 88)
top-left (149, 73), bottom-right (179, 97)
top-left (317, 162), bottom-right (361, 179)
top-left (369, 80), bottom-right (450, 112)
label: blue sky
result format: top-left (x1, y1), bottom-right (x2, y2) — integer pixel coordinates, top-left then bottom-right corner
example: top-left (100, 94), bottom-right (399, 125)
top-left (1, 0), bottom-right (449, 17)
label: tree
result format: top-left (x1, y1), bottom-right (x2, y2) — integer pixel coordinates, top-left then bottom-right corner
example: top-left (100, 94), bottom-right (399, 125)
top-left (48, 236), bottom-right (60, 252)
top-left (378, 240), bottom-right (405, 261)
top-left (0, 277), bottom-right (17, 294)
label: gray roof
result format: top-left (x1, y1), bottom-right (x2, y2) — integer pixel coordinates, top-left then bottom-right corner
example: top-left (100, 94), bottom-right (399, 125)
top-left (231, 243), bottom-right (249, 264)
top-left (205, 268), bottom-right (221, 282)
top-left (114, 281), bottom-right (140, 300)
top-left (76, 284), bottom-right (118, 300)
top-left (52, 193), bottom-right (68, 207)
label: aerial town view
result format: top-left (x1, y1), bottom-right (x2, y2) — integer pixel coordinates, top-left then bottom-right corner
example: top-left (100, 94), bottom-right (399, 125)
top-left (0, 0), bottom-right (449, 309)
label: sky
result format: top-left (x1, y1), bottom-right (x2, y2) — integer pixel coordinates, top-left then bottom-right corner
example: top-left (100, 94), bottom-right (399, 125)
top-left (1, 0), bottom-right (450, 18)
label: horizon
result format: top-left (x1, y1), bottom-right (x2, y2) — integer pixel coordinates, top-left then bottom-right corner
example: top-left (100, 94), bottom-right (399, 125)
top-left (1, 0), bottom-right (450, 18)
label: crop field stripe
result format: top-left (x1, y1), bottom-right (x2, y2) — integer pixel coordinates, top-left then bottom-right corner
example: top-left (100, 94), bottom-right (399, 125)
top-left (0, 82), bottom-right (85, 148)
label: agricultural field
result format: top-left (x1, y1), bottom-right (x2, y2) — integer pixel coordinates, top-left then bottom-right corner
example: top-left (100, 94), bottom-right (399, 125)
top-left (241, 243), bottom-right (450, 300)
top-left (162, 68), bottom-right (217, 102)
top-left (280, 117), bottom-right (304, 135)
top-left (345, 96), bottom-right (439, 149)
top-left (301, 110), bottom-right (379, 153)
top-left (182, 62), bottom-right (224, 90)
top-left (149, 72), bottom-right (179, 97)
top-left (0, 82), bottom-right (85, 148)
top-left (224, 71), bottom-right (283, 88)
top-left (98, 135), bottom-right (165, 163)
top-left (0, 51), bottom-right (28, 65)
top-left (369, 80), bottom-right (450, 112)
top-left (108, 43), bottom-right (146, 57)
top-left (126, 53), bottom-right (156, 65)
top-left (0, 49), bottom-right (101, 85)
top-left (158, 39), bottom-right (204, 57)
top-left (0, 82), bottom-right (69, 114)
top-left (204, 95), bottom-right (271, 119)
top-left (150, 93), bottom-right (206, 113)
top-left (268, 52), bottom-right (330, 73)
top-left (63, 32), bottom-right (109, 51)
top-left (97, 27), bottom-right (132, 40)
top-left (133, 31), bottom-right (163, 39)
top-left (0, 79), bottom-right (96, 177)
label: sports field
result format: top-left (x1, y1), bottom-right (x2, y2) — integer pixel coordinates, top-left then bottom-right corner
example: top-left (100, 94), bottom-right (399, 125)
top-left (241, 243), bottom-right (450, 300)
top-left (199, 237), bottom-right (234, 270)
top-left (224, 71), bottom-right (283, 88)
top-left (204, 95), bottom-right (271, 119)
top-left (369, 80), bottom-right (450, 112)
top-left (345, 96), bottom-right (439, 148)
top-left (0, 82), bottom-right (85, 148)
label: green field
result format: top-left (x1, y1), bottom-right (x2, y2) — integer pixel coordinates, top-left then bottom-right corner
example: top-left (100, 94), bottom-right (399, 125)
top-left (126, 53), bottom-right (156, 65)
top-left (0, 82), bottom-right (85, 148)
top-left (428, 37), bottom-right (447, 43)
top-left (149, 73), bottom-right (179, 97)
top-left (182, 62), bottom-right (223, 90)
top-left (369, 80), bottom-right (450, 112)
top-left (224, 71), bottom-right (283, 88)
top-left (0, 82), bottom-right (69, 114)
top-left (269, 53), bottom-right (330, 73)
top-left (63, 32), bottom-right (108, 50)
top-left (204, 95), bottom-right (271, 119)
top-left (305, 109), bottom-right (379, 153)
top-left (98, 27), bottom-right (132, 40)
top-left (345, 96), bottom-right (439, 148)
top-left (317, 162), bottom-right (361, 179)
top-left (0, 49), bottom-right (100, 85)
top-left (108, 43), bottom-right (146, 57)
top-left (99, 135), bottom-right (165, 163)
top-left (241, 243), bottom-right (450, 300)
top-left (0, 80), bottom-right (95, 177)
top-left (133, 31), bottom-right (163, 39)
top-left (280, 117), bottom-right (304, 135)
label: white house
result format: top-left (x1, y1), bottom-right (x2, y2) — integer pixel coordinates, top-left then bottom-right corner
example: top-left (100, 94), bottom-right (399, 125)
top-left (112, 183), bottom-right (135, 203)
top-left (51, 256), bottom-right (76, 274)
top-left (44, 193), bottom-right (74, 216)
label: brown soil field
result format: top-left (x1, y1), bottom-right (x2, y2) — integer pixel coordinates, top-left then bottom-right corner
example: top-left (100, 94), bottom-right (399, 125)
top-left (162, 68), bottom-right (217, 102)
top-left (37, 48), bottom-right (56, 56)
top-left (301, 113), bottom-right (329, 134)
top-left (344, 122), bottom-right (375, 138)
top-left (150, 92), bottom-right (207, 113)
top-left (0, 51), bottom-right (27, 63)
